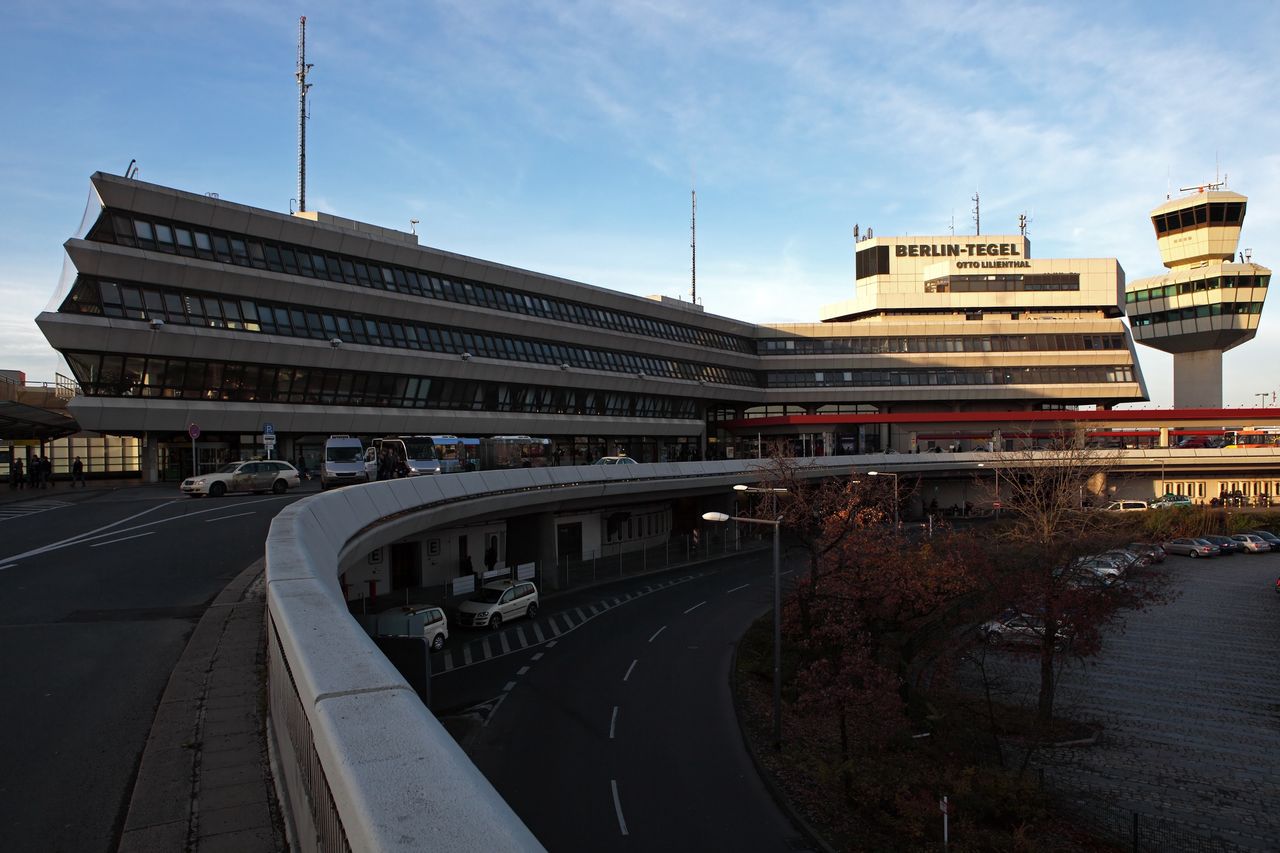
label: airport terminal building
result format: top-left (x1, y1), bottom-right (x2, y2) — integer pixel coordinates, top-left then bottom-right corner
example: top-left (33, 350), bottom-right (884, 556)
top-left (37, 172), bottom-right (1150, 478)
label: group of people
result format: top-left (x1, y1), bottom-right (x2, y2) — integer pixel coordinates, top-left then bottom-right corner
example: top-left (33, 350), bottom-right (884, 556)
top-left (375, 447), bottom-right (408, 481)
top-left (7, 454), bottom-right (87, 490)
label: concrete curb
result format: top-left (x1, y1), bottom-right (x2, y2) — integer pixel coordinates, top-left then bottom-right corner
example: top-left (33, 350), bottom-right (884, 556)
top-left (117, 559), bottom-right (284, 853)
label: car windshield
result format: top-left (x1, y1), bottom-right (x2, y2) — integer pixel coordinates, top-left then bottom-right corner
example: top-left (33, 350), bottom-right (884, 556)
top-left (326, 446), bottom-right (362, 462)
top-left (402, 438), bottom-right (436, 460)
top-left (215, 463), bottom-right (244, 474)
top-left (471, 588), bottom-right (505, 603)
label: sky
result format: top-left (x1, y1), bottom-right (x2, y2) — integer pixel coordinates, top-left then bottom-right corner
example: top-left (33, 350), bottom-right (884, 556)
top-left (2, 0), bottom-right (1279, 407)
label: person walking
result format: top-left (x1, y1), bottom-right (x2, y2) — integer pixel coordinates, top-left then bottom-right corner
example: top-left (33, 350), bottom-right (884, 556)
top-left (9, 458), bottom-right (21, 490)
top-left (41, 455), bottom-right (54, 488)
top-left (295, 452), bottom-right (308, 482)
top-left (28, 456), bottom-right (39, 489)
top-left (72, 456), bottom-right (86, 488)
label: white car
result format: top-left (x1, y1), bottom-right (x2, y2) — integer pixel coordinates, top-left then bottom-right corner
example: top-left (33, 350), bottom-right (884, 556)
top-left (181, 460), bottom-right (300, 497)
top-left (455, 581), bottom-right (539, 630)
top-left (1104, 500), bottom-right (1149, 512)
top-left (420, 606), bottom-right (449, 651)
top-left (594, 455), bottom-right (637, 465)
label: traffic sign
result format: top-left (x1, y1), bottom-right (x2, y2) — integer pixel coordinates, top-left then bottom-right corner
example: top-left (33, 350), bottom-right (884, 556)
top-left (188, 423), bottom-right (201, 440)
top-left (262, 434), bottom-right (277, 447)
top-left (262, 423), bottom-right (275, 436)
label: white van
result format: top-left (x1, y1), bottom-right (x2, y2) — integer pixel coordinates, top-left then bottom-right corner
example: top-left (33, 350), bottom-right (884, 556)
top-left (1104, 500), bottom-right (1148, 512)
top-left (320, 435), bottom-right (368, 490)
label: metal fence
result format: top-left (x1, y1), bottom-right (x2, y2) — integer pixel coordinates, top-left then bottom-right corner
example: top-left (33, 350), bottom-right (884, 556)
top-left (557, 526), bottom-right (763, 588)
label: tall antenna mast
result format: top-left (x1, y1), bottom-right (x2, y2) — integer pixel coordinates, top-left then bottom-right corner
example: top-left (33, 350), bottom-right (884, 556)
top-left (690, 188), bottom-right (697, 304)
top-left (972, 191), bottom-right (980, 236)
top-left (296, 16), bottom-right (314, 212)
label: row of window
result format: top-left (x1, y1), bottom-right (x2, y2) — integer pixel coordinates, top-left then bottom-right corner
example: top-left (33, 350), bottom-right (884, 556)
top-left (855, 245), bottom-right (892, 280)
top-left (90, 211), bottom-right (753, 355)
top-left (64, 277), bottom-right (756, 386)
top-left (1151, 201), bottom-right (1245, 236)
top-left (1125, 274), bottom-right (1270, 303)
top-left (765, 366), bottom-right (1135, 388)
top-left (63, 352), bottom-right (701, 419)
top-left (756, 333), bottom-right (1126, 355)
top-left (1129, 302), bottom-right (1263, 327)
top-left (924, 273), bottom-right (1081, 293)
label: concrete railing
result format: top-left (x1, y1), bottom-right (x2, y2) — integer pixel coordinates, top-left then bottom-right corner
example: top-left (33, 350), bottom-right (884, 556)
top-left (263, 448), bottom-right (1280, 851)
top-left (264, 458), bottom-right (868, 852)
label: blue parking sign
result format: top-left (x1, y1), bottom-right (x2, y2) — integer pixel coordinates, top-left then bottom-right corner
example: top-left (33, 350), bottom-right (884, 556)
top-left (263, 423), bottom-right (275, 435)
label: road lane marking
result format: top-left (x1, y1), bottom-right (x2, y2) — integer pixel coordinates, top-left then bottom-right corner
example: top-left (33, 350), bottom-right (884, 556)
top-left (499, 632), bottom-right (511, 655)
top-left (442, 651), bottom-right (455, 671)
top-left (574, 607), bottom-right (588, 622)
top-left (532, 652), bottom-right (544, 661)
top-left (546, 640), bottom-right (557, 648)
top-left (623, 659), bottom-right (637, 682)
top-left (204, 511), bottom-right (256, 522)
top-left (483, 694), bottom-right (506, 728)
top-left (533, 622), bottom-right (546, 643)
top-left (611, 780), bottom-right (629, 836)
top-left (0, 563), bottom-right (15, 571)
top-left (515, 626), bottom-right (529, 648)
top-left (726, 583), bottom-right (749, 593)
top-left (648, 626), bottom-right (666, 643)
top-left (684, 601), bottom-right (705, 614)
top-left (517, 666), bottom-right (529, 676)
top-left (549, 619), bottom-right (563, 637)
top-left (90, 532), bottom-right (156, 548)
top-left (610, 706), bottom-right (618, 739)
top-left (463, 645), bottom-right (473, 666)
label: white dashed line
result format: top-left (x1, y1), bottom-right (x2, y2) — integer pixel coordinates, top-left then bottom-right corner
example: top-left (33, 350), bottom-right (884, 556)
top-left (533, 623), bottom-right (546, 643)
top-left (0, 563), bottom-right (15, 571)
top-left (549, 619), bottom-right (563, 637)
top-left (546, 640), bottom-right (557, 649)
top-left (463, 646), bottom-right (473, 666)
top-left (726, 583), bottom-right (749, 593)
top-left (683, 601), bottom-right (705, 614)
top-left (90, 531), bottom-right (156, 548)
top-left (610, 706), bottom-right (618, 739)
top-left (648, 626), bottom-right (666, 643)
top-left (204, 511), bottom-right (255, 522)
top-left (516, 626), bottom-right (530, 648)
top-left (611, 780), bottom-right (629, 836)
top-left (517, 666), bottom-right (529, 676)
top-left (623, 659), bottom-right (637, 682)
top-left (531, 652), bottom-right (544, 661)
top-left (503, 681), bottom-right (516, 692)
top-left (499, 632), bottom-right (511, 655)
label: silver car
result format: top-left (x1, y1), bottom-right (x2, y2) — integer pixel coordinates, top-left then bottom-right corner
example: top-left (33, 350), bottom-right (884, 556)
top-left (181, 460), bottom-right (301, 497)
top-left (1231, 534), bottom-right (1272, 553)
top-left (1163, 538), bottom-right (1220, 558)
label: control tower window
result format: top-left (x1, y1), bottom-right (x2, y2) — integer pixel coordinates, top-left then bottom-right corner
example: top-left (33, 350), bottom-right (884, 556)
top-left (855, 245), bottom-right (890, 280)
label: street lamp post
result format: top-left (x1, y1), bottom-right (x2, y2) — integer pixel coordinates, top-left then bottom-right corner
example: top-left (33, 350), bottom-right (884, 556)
top-left (867, 470), bottom-right (899, 528)
top-left (704, 496), bottom-right (785, 750)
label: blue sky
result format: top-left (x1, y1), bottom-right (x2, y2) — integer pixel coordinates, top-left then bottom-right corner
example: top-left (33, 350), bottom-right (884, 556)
top-left (3, 0), bottom-right (1279, 407)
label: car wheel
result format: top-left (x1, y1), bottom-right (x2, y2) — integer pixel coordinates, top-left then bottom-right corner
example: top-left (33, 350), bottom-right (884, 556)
top-left (489, 613), bottom-right (503, 631)
top-left (273, 479), bottom-right (288, 494)
top-left (526, 602), bottom-right (538, 619)
top-left (1188, 550), bottom-right (1198, 558)
top-left (430, 633), bottom-right (445, 652)
top-left (209, 481), bottom-right (226, 498)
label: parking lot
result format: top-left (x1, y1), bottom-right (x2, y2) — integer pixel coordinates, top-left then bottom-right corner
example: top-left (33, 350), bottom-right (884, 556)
top-left (974, 549), bottom-right (1280, 849)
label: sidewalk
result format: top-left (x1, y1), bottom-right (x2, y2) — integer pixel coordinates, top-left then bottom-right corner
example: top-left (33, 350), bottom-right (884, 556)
top-left (116, 559), bottom-right (285, 853)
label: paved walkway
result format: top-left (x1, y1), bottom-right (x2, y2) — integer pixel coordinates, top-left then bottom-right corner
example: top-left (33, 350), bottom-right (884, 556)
top-left (116, 559), bottom-right (284, 853)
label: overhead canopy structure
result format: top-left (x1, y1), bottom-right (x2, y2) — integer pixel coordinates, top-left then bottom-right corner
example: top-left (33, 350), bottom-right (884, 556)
top-left (0, 401), bottom-right (80, 442)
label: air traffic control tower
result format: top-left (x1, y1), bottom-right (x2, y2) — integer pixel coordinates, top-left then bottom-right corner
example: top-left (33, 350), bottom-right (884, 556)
top-left (1124, 184), bottom-right (1270, 407)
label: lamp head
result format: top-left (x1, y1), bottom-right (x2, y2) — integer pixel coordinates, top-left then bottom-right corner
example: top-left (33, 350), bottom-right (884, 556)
top-left (701, 511), bottom-right (730, 523)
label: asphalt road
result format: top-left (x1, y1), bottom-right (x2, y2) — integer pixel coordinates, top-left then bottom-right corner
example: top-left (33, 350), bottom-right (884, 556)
top-left (0, 483), bottom-right (312, 853)
top-left (433, 551), bottom-right (814, 852)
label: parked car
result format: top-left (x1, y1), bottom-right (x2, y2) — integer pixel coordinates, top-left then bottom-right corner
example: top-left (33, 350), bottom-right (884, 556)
top-left (1202, 534), bottom-right (1244, 555)
top-left (1249, 530), bottom-right (1280, 548)
top-left (420, 606), bottom-right (449, 651)
top-left (1128, 542), bottom-right (1167, 563)
top-left (1230, 534), bottom-right (1272, 553)
top-left (1098, 548), bottom-right (1150, 570)
top-left (1104, 500), bottom-right (1148, 512)
top-left (1163, 537), bottom-right (1220, 558)
top-left (1150, 493), bottom-right (1193, 509)
top-left (455, 580), bottom-right (539, 630)
top-left (1175, 437), bottom-right (1213, 449)
top-left (1068, 559), bottom-right (1125, 587)
top-left (594, 455), bottom-right (637, 465)
top-left (181, 460), bottom-right (301, 497)
top-left (979, 611), bottom-right (1072, 647)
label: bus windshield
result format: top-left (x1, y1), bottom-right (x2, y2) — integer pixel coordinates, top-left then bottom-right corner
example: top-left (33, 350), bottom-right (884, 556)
top-left (402, 437), bottom-right (437, 460)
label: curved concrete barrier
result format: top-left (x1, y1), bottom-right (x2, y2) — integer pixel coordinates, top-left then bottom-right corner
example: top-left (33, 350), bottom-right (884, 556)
top-left (263, 459), bottom-right (862, 852)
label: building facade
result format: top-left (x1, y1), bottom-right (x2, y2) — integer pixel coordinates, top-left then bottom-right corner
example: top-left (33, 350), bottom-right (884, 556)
top-left (38, 172), bottom-right (1149, 478)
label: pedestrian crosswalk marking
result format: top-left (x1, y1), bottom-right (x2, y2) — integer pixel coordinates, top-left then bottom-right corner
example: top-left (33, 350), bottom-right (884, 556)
top-left (0, 499), bottom-right (73, 522)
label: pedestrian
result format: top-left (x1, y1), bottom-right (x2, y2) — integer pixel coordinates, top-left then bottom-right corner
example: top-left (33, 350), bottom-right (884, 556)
top-left (28, 456), bottom-right (39, 489)
top-left (72, 455), bottom-right (86, 487)
top-left (8, 458), bottom-right (21, 490)
top-left (296, 453), bottom-right (308, 481)
top-left (377, 448), bottom-right (391, 481)
top-left (484, 537), bottom-right (498, 574)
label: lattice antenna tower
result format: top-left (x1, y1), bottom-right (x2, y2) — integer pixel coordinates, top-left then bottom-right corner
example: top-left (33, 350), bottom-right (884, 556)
top-left (972, 191), bottom-right (980, 235)
top-left (296, 16), bottom-right (314, 212)
top-left (690, 187), bottom-right (697, 304)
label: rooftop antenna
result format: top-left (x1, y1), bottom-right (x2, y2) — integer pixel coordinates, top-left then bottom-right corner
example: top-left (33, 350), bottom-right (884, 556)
top-left (690, 184), bottom-right (697, 304)
top-left (1018, 212), bottom-right (1029, 236)
top-left (948, 212), bottom-right (955, 236)
top-left (972, 191), bottom-right (980, 235)
top-left (409, 218), bottom-right (419, 236)
top-left (296, 16), bottom-right (314, 213)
